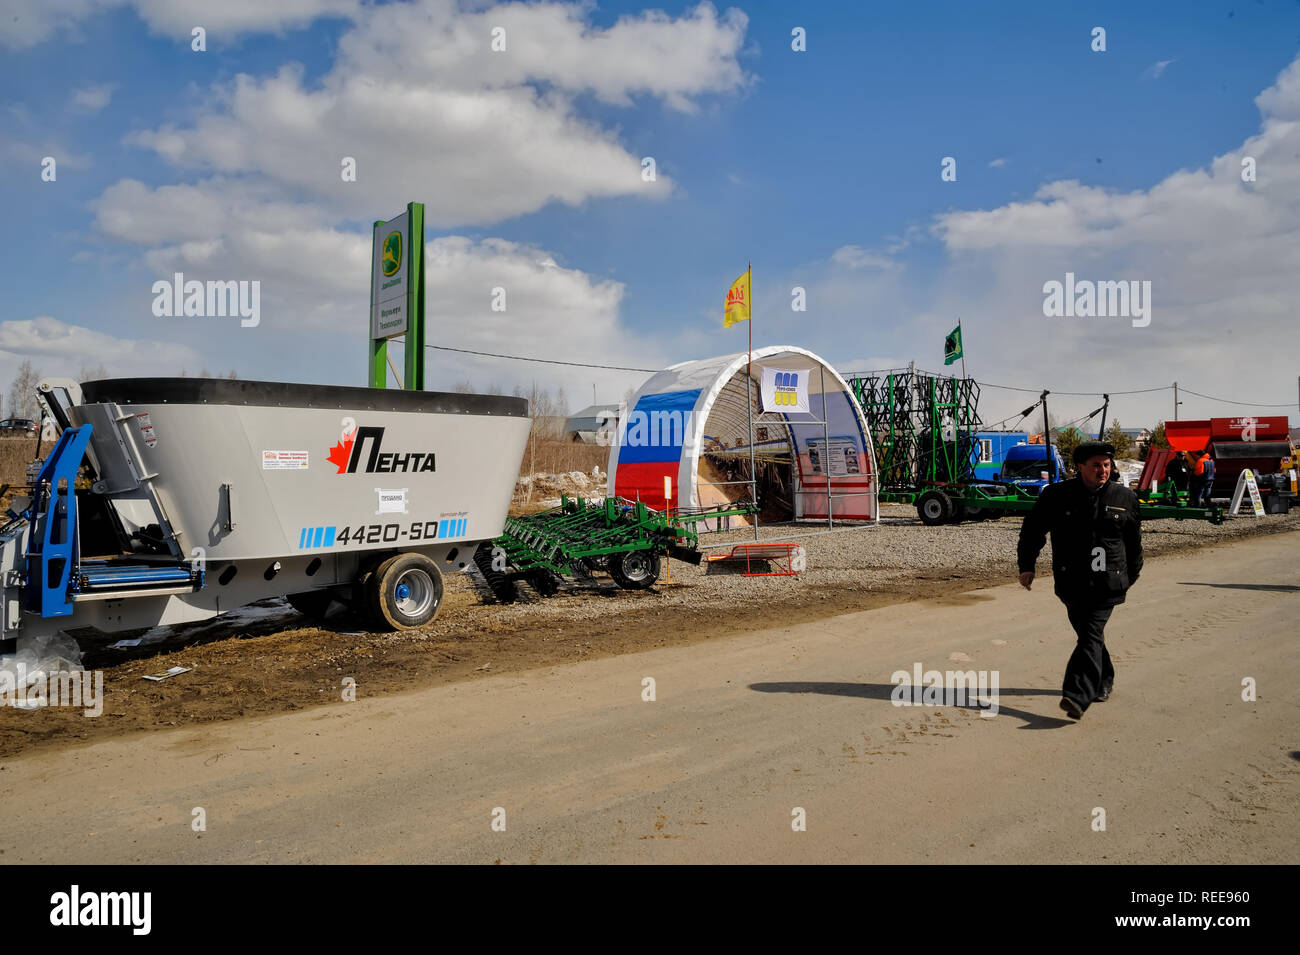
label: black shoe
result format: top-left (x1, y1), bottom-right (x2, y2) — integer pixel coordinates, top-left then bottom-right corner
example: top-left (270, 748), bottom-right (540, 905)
top-left (1094, 684), bottom-right (1112, 703)
top-left (1059, 697), bottom-right (1083, 720)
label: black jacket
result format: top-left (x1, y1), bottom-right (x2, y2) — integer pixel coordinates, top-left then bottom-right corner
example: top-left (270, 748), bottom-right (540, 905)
top-left (1017, 477), bottom-right (1143, 607)
top-left (1163, 457), bottom-right (1190, 488)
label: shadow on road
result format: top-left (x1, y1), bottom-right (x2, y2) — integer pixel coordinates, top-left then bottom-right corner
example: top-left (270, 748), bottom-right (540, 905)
top-left (1178, 582), bottom-right (1299, 592)
top-left (749, 681), bottom-right (1077, 729)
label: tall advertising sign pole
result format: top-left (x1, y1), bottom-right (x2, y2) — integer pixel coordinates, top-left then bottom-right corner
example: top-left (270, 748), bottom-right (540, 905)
top-left (369, 202), bottom-right (426, 390)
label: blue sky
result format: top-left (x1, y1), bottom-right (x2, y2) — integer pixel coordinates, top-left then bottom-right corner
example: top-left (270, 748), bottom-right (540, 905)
top-left (2, 0), bottom-right (1299, 429)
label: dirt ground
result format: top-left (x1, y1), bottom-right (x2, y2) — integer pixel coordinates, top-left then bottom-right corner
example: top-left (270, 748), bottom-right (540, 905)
top-left (2, 508), bottom-right (1296, 759)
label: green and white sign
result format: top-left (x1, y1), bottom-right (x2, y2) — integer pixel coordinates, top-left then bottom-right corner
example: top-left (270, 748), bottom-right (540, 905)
top-left (371, 211), bottom-right (409, 339)
top-left (368, 202), bottom-right (426, 391)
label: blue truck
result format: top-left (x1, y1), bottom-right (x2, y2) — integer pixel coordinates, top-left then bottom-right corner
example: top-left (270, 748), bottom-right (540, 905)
top-left (989, 441), bottom-right (1066, 496)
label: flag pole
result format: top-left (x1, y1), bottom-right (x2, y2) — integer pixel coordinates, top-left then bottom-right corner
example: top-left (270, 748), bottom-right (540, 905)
top-left (747, 262), bottom-right (757, 539)
top-left (959, 317), bottom-right (966, 380)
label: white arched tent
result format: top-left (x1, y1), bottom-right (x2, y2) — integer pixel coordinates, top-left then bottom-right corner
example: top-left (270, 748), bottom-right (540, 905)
top-left (606, 346), bottom-right (878, 522)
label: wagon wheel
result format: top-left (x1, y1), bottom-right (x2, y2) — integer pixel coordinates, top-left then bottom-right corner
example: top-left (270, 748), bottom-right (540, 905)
top-left (609, 550), bottom-right (661, 590)
top-left (916, 489), bottom-right (953, 526)
top-left (366, 553), bottom-right (444, 631)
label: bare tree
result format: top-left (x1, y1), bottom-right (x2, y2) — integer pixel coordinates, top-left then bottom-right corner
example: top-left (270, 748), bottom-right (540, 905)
top-left (78, 363), bottom-right (109, 382)
top-left (7, 359), bottom-right (42, 419)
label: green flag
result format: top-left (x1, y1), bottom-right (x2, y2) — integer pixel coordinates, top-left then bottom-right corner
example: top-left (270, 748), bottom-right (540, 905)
top-left (943, 325), bottom-right (963, 366)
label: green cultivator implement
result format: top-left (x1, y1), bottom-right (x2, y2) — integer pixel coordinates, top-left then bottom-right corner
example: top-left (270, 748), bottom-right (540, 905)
top-left (474, 495), bottom-right (755, 603)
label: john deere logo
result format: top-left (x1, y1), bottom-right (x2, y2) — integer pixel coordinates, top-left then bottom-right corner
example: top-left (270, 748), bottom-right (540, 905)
top-left (381, 231), bottom-right (402, 277)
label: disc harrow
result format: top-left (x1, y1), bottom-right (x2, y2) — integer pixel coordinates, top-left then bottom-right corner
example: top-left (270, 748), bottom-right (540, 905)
top-left (477, 495), bottom-right (754, 600)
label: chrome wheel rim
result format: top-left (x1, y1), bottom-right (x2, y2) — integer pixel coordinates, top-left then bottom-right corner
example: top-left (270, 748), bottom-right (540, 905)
top-left (393, 569), bottom-right (435, 617)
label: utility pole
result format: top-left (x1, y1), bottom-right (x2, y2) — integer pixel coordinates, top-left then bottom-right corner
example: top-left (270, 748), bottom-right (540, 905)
top-left (1040, 390), bottom-right (1053, 481)
top-left (1098, 393), bottom-right (1110, 439)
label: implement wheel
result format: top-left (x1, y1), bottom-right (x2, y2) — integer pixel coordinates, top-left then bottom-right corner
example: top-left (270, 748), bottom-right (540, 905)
top-left (367, 553), bottom-right (444, 631)
top-left (916, 490), bottom-right (952, 526)
top-left (609, 550), bottom-right (661, 590)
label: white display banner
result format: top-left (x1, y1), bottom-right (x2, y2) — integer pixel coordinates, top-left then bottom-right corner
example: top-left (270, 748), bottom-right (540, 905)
top-left (1228, 468), bottom-right (1264, 517)
top-left (806, 437), bottom-right (861, 476)
top-left (371, 211), bottom-right (409, 339)
top-left (761, 367), bottom-right (810, 413)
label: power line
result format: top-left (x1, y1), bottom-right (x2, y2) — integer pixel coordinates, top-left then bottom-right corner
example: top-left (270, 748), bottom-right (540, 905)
top-left (1178, 387), bottom-right (1295, 408)
top-left (417, 347), bottom-right (1295, 409)
top-left (424, 343), bottom-right (658, 373)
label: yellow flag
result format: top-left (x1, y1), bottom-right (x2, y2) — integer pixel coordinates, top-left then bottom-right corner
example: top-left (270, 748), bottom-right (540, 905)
top-left (723, 270), bottom-right (750, 328)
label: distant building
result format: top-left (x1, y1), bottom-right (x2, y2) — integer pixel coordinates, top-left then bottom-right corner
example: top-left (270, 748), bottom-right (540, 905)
top-left (564, 403), bottom-right (620, 444)
top-left (972, 432), bottom-right (1029, 480)
top-left (1117, 427), bottom-right (1152, 456)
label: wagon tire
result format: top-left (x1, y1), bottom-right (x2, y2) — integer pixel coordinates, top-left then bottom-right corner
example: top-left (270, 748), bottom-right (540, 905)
top-left (367, 553), bottom-right (444, 631)
top-left (609, 550), bottom-right (661, 590)
top-left (916, 490), bottom-right (952, 526)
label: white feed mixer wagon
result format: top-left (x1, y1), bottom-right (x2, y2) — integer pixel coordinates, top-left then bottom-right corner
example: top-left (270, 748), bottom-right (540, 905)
top-left (0, 376), bottom-right (530, 648)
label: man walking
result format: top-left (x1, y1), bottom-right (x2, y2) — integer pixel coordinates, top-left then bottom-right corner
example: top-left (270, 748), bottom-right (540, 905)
top-left (1017, 442), bottom-right (1143, 720)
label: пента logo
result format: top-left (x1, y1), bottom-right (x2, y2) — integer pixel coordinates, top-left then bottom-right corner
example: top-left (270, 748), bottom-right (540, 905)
top-left (327, 425), bottom-right (435, 475)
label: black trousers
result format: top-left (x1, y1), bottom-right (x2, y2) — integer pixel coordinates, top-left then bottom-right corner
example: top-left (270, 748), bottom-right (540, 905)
top-left (1063, 602), bottom-right (1115, 711)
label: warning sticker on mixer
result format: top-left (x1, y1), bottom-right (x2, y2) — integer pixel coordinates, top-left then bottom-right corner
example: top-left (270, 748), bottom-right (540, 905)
top-left (135, 412), bottom-right (157, 448)
top-left (263, 450), bottom-right (310, 470)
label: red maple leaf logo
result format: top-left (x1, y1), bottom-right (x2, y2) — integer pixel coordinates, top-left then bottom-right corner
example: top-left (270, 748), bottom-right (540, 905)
top-left (328, 429), bottom-right (356, 473)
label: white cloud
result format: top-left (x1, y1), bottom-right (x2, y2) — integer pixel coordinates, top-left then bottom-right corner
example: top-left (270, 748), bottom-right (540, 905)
top-left (988, 157), bottom-right (1007, 168)
top-left (0, 103), bottom-right (93, 169)
top-left (830, 245), bottom-right (901, 271)
top-left (335, 1), bottom-right (749, 111)
top-left (0, 0), bottom-right (359, 48)
top-left (70, 83), bottom-right (115, 112)
top-left (1144, 59), bottom-right (1175, 79)
top-left (123, 1), bottom-right (749, 227)
top-left (0, 316), bottom-right (201, 377)
top-left (917, 54), bottom-right (1300, 425)
top-left (88, 176), bottom-right (668, 396)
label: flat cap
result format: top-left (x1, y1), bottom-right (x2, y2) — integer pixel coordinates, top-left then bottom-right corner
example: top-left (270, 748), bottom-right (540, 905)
top-left (1073, 441), bottom-right (1116, 465)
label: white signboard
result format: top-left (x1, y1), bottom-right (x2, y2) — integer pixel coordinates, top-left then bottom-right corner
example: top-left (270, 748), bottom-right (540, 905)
top-left (263, 450), bottom-right (309, 470)
top-left (135, 412), bottom-right (157, 448)
top-left (371, 211), bottom-right (409, 339)
top-left (761, 367), bottom-right (810, 413)
top-left (1228, 468), bottom-right (1265, 517)
top-left (375, 488), bottom-right (409, 515)
top-left (806, 437), bottom-right (861, 477)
